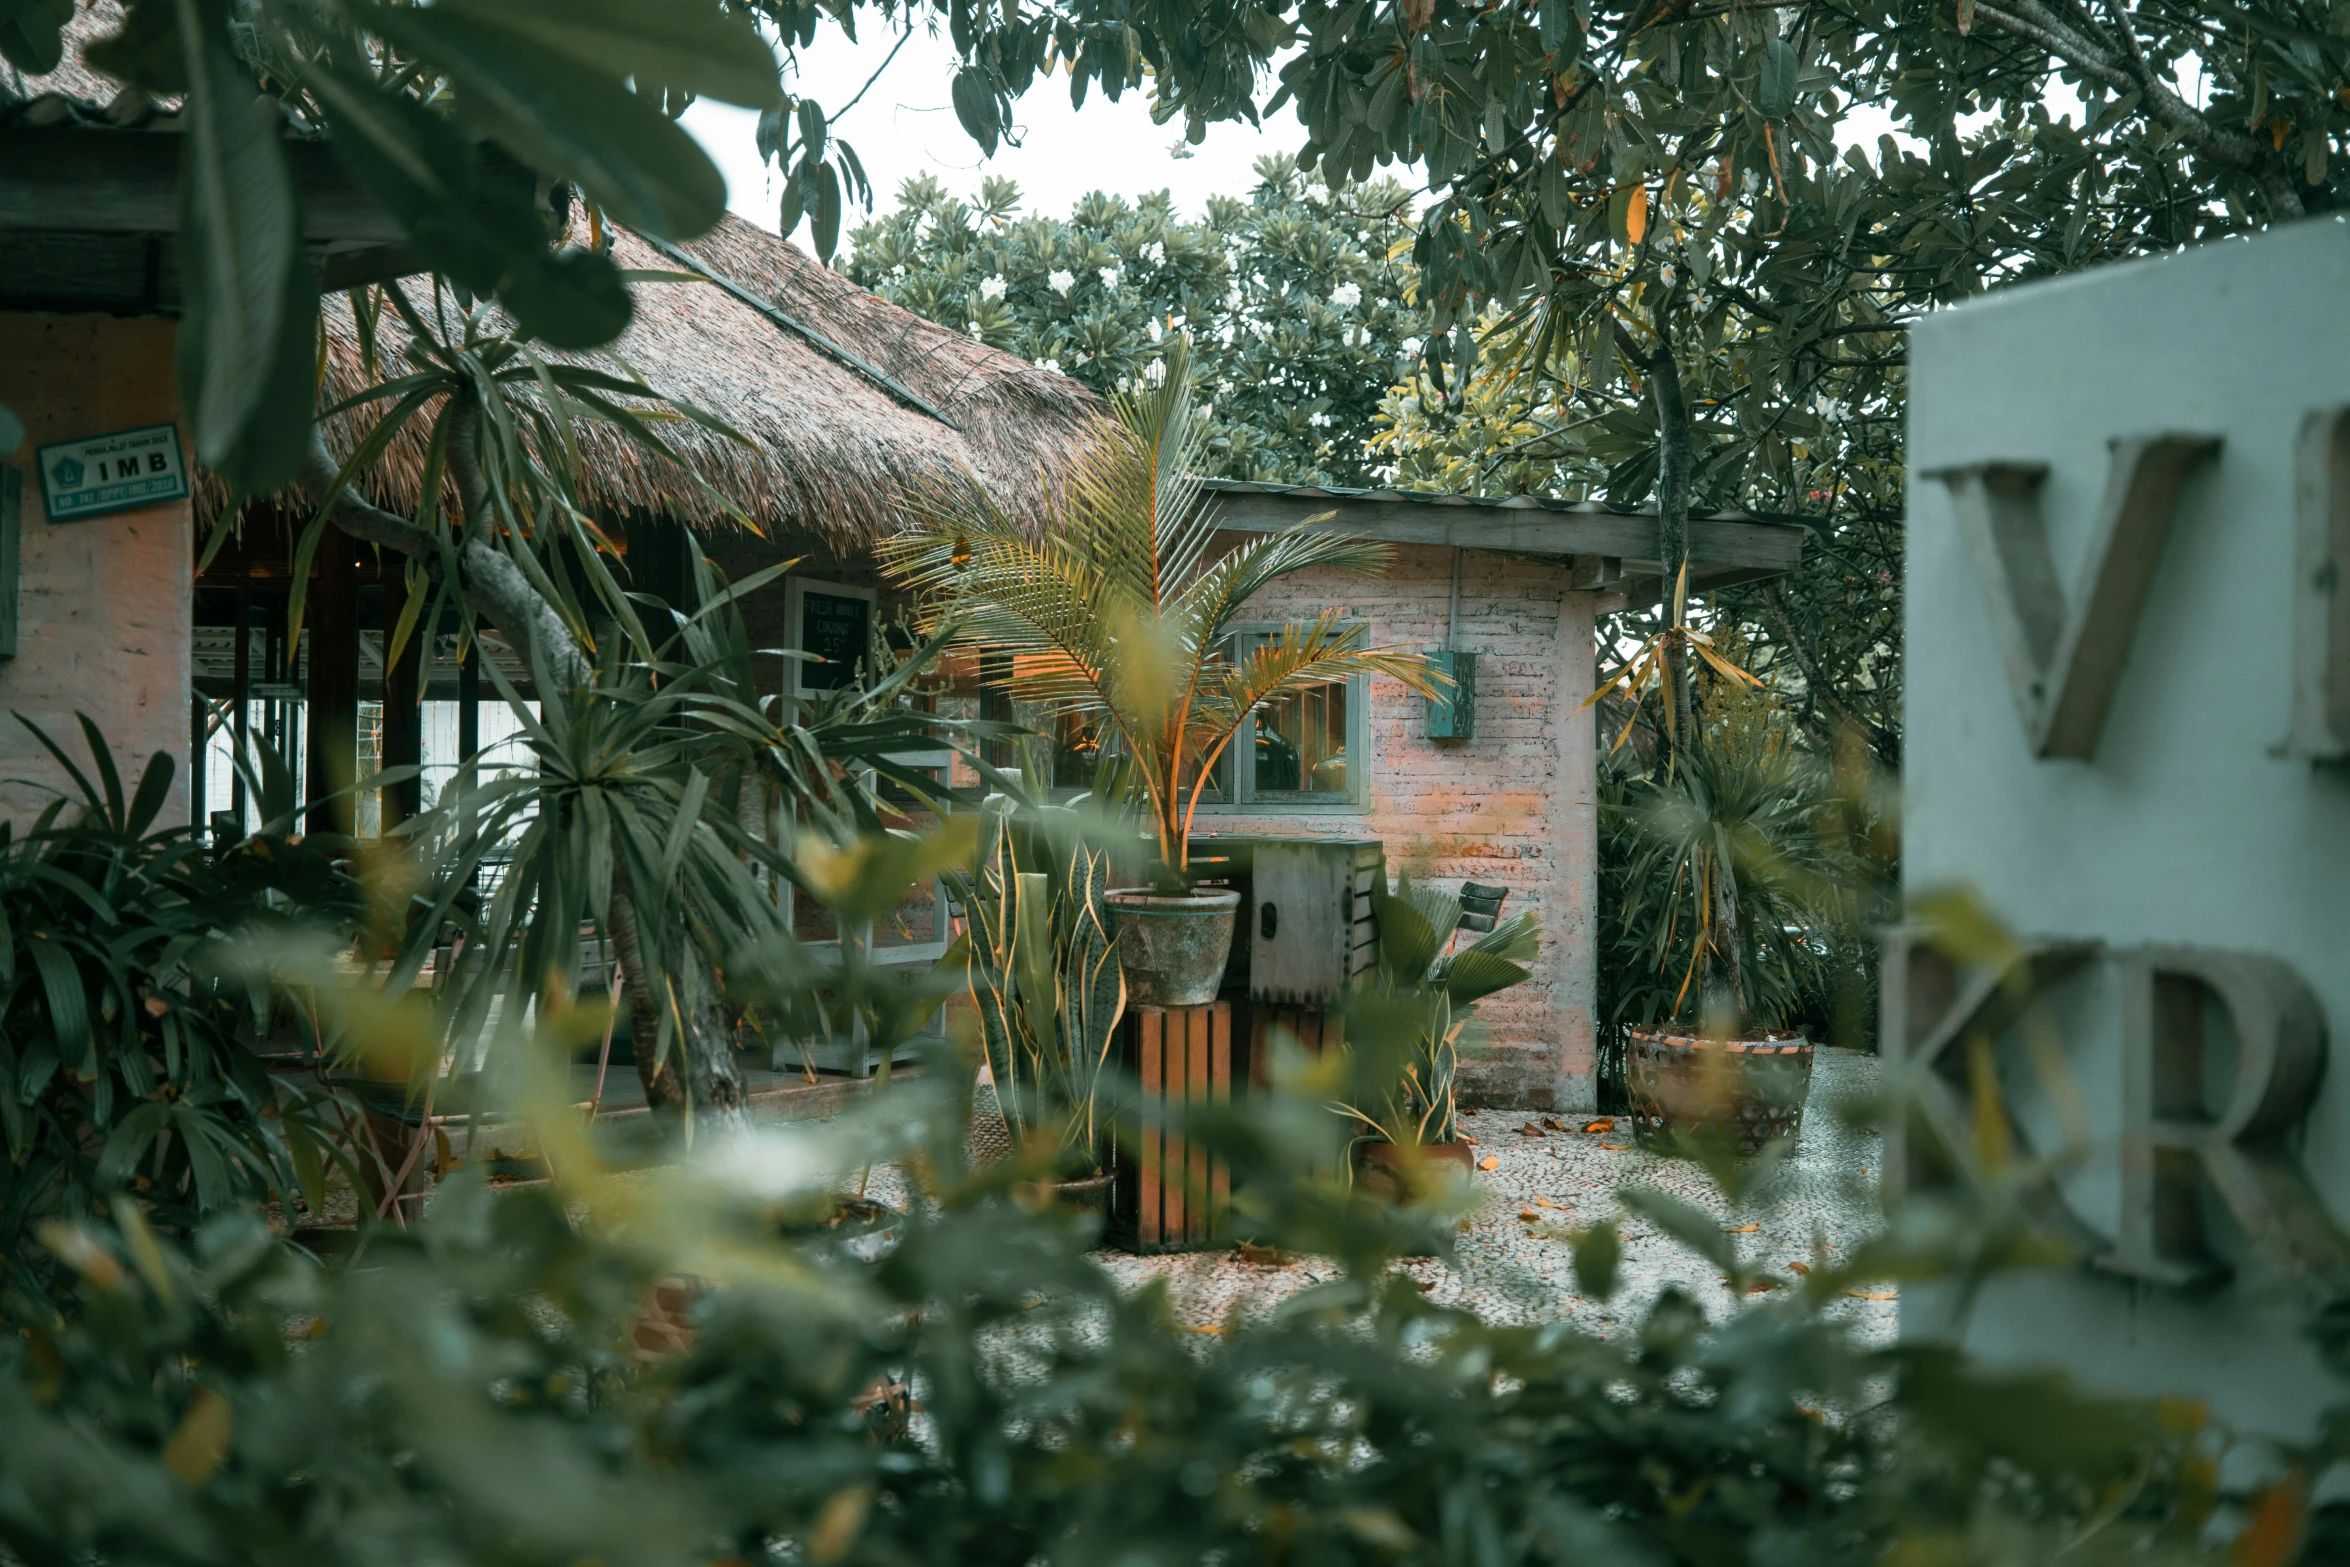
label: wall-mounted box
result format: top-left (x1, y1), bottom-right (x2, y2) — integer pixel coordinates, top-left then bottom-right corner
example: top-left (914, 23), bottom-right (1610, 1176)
top-left (1425, 649), bottom-right (1475, 740)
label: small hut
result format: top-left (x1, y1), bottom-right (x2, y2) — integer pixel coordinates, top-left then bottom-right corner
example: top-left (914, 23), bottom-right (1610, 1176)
top-left (11, 7), bottom-right (1807, 1114)
top-left (190, 211), bottom-right (1101, 816)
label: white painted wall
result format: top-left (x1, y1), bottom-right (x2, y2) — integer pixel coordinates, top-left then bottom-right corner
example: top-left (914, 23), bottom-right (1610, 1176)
top-left (1903, 216), bottom-right (2350, 1436)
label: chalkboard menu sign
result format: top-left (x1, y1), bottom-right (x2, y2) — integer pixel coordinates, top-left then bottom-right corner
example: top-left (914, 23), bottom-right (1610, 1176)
top-left (799, 587), bottom-right (871, 691)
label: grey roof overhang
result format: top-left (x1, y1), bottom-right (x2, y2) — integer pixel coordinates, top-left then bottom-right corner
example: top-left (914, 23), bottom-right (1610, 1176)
top-left (1200, 477), bottom-right (1809, 597)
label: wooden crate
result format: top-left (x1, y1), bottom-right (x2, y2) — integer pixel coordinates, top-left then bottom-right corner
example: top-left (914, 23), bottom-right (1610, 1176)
top-left (1186, 835), bottom-right (1384, 1003)
top-left (1243, 1002), bottom-right (1344, 1090)
top-left (1110, 1003), bottom-right (1231, 1253)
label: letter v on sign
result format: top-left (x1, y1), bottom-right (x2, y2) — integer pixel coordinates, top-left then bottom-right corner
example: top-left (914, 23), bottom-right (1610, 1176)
top-left (1930, 435), bottom-right (2221, 760)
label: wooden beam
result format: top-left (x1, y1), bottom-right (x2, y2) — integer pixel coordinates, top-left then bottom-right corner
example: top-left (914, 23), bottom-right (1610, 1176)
top-left (1204, 489), bottom-right (1807, 576)
top-left (306, 536), bottom-right (361, 834)
top-left (0, 128), bottom-right (414, 241)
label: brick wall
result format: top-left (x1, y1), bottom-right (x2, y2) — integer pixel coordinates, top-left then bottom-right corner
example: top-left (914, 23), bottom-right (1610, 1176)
top-left (1219, 542), bottom-right (1602, 1111)
top-left (0, 314), bottom-right (193, 826)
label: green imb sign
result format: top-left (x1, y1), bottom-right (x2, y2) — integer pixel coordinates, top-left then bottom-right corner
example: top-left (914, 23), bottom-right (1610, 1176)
top-left (36, 423), bottom-right (189, 522)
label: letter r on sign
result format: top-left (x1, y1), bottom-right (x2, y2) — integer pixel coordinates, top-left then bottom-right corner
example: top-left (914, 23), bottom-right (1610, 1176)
top-left (2109, 947), bottom-right (2348, 1286)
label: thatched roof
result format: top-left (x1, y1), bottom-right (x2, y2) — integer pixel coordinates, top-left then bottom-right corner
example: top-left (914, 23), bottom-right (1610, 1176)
top-left (10, 4), bottom-right (1104, 546)
top-left (317, 219), bottom-right (1105, 544)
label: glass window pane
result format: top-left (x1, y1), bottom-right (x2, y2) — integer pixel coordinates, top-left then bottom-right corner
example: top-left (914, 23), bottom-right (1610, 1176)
top-left (1052, 712), bottom-right (1105, 790)
top-left (1255, 678), bottom-right (1349, 797)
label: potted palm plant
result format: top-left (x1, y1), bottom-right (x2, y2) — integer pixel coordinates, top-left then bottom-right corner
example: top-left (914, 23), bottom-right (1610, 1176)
top-left (1604, 683), bottom-right (1832, 1155)
top-left (882, 339), bottom-right (1436, 1005)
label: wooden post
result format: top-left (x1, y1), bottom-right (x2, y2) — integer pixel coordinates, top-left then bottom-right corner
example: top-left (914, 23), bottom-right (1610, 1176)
top-left (305, 536), bottom-right (360, 833)
top-left (1113, 1002), bottom-right (1232, 1253)
top-left (457, 623), bottom-right (480, 872)
top-left (229, 584), bottom-right (249, 830)
top-left (380, 585), bottom-right (422, 831)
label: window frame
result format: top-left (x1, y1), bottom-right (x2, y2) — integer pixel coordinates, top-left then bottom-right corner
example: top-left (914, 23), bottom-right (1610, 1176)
top-left (1194, 619), bottom-right (1374, 817)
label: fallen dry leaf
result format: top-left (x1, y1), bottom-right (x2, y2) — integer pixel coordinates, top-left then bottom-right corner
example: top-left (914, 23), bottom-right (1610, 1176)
top-left (1518, 1207), bottom-right (1540, 1222)
top-left (1542, 1117), bottom-right (1565, 1131)
top-left (1236, 1242), bottom-right (1290, 1267)
top-left (1517, 1122), bottom-right (1546, 1138)
top-left (1598, 1142), bottom-right (1629, 1151)
top-left (1178, 1323), bottom-right (1224, 1335)
top-left (1845, 1289), bottom-right (1896, 1301)
top-left (1722, 1223), bottom-right (1759, 1234)
top-left (1534, 1196), bottom-right (1561, 1209)
top-left (1477, 1155), bottom-right (1499, 1171)
top-left (1788, 1260), bottom-right (1811, 1275)
top-left (1745, 1280), bottom-right (1776, 1294)
top-left (1582, 1118), bottom-right (1615, 1134)
top-left (1460, 1134), bottom-right (1479, 1146)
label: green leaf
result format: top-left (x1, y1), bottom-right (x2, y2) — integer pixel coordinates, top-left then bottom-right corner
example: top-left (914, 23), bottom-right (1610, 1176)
top-left (1573, 1218), bottom-right (1621, 1298)
top-left (171, 0), bottom-right (307, 491)
top-left (304, 57), bottom-right (545, 299)
top-left (125, 750), bottom-right (176, 840)
top-left (500, 247), bottom-right (634, 350)
top-left (1759, 37), bottom-right (1798, 122)
top-left (426, 0), bottom-right (781, 110)
top-left (779, 170), bottom-right (806, 239)
top-left (1537, 0), bottom-right (1573, 51)
top-left (951, 67), bottom-right (1000, 155)
top-left (1619, 1186), bottom-right (1739, 1272)
top-left (26, 933), bottom-right (89, 1069)
top-left (0, 0), bottom-right (73, 77)
top-left (813, 162), bottom-right (843, 262)
top-left (359, 1), bottom-right (727, 240)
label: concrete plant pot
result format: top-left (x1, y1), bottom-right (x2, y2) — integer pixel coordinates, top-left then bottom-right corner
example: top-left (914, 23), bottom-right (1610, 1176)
top-left (1625, 1028), bottom-right (1813, 1155)
top-left (1105, 887), bottom-right (1240, 1006)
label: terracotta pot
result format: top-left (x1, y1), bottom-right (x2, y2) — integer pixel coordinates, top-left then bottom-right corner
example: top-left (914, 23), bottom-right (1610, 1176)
top-left (1625, 1028), bottom-right (1813, 1155)
top-left (1106, 887), bottom-right (1240, 1006)
top-left (1355, 1139), bottom-right (1475, 1200)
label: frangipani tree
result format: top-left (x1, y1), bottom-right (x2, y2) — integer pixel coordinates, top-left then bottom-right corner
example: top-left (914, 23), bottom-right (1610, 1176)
top-left (880, 339), bottom-right (1437, 879)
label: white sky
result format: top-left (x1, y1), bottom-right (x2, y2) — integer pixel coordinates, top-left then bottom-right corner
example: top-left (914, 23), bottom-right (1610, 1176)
top-left (681, 23), bottom-right (2095, 242)
top-left (683, 20), bottom-right (1325, 235)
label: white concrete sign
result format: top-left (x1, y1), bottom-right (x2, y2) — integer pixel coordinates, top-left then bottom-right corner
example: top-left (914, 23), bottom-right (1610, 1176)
top-left (1898, 217), bottom-right (2350, 1437)
top-left (36, 422), bottom-right (188, 522)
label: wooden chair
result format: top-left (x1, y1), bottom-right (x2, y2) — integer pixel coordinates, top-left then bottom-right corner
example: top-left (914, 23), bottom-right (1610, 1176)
top-left (1451, 881), bottom-right (1509, 954)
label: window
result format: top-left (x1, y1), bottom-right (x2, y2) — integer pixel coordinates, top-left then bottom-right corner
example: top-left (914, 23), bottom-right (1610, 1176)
top-left (1044, 624), bottom-right (1370, 811)
top-left (782, 576), bottom-right (876, 702)
top-left (781, 747), bottom-right (955, 964)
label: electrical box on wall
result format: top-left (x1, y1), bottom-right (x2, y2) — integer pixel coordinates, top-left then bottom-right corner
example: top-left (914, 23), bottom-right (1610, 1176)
top-left (1424, 650), bottom-right (1475, 740)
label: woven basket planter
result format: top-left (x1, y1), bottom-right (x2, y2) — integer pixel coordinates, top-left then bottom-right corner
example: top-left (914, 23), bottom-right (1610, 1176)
top-left (1625, 1029), bottom-right (1813, 1156)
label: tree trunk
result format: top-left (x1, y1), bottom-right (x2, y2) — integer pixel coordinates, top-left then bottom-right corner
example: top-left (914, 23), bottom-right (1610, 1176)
top-left (606, 884), bottom-right (685, 1114)
top-left (1704, 850), bottom-right (1749, 1036)
top-left (607, 866), bottom-right (750, 1133)
top-left (1646, 334), bottom-right (1696, 762)
top-left (318, 399), bottom-right (754, 1132)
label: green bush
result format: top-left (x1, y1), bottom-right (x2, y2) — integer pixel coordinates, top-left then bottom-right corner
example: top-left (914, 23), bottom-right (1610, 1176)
top-left (1597, 681), bottom-right (1890, 1048)
top-left (0, 1038), bottom-right (2224, 1567)
top-left (0, 720), bottom-right (364, 1318)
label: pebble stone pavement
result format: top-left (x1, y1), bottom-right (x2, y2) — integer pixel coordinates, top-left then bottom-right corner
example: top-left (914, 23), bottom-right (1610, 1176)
top-left (1087, 1045), bottom-right (1895, 1342)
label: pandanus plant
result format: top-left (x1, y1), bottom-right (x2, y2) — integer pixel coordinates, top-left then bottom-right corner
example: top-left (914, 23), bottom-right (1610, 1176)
top-left (878, 337), bottom-right (1437, 882)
